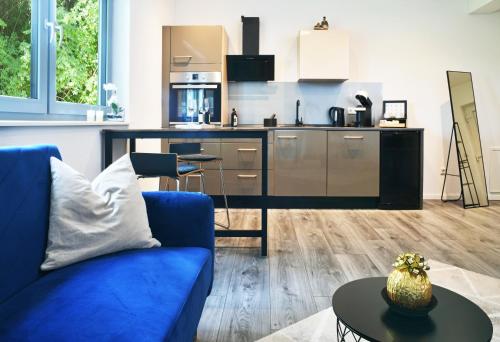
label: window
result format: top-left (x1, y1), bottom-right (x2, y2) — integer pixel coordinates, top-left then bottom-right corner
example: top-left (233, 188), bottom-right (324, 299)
top-left (0, 0), bottom-right (108, 118)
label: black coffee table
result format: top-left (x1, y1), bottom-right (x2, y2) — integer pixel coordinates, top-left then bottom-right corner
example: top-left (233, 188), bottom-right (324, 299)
top-left (331, 277), bottom-right (493, 342)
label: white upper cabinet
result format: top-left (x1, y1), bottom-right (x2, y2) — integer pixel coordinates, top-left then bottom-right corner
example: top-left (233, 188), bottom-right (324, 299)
top-left (298, 30), bottom-right (349, 82)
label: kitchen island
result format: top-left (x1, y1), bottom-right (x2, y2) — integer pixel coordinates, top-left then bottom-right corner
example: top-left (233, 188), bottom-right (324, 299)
top-left (102, 126), bottom-right (424, 256)
top-left (103, 127), bottom-right (270, 256)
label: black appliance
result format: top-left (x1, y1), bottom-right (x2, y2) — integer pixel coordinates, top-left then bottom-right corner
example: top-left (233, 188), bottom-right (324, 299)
top-left (328, 107), bottom-right (345, 127)
top-left (169, 72), bottom-right (222, 125)
top-left (226, 16), bottom-right (275, 82)
top-left (242, 16), bottom-right (259, 55)
top-left (355, 93), bottom-right (373, 127)
top-left (226, 55), bottom-right (275, 81)
top-left (379, 131), bottom-right (423, 210)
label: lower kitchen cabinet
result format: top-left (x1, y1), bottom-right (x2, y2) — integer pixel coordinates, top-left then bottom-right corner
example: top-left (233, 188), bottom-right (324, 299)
top-left (379, 130), bottom-right (423, 209)
top-left (223, 170), bottom-right (262, 195)
top-left (220, 141), bottom-right (261, 169)
top-left (327, 131), bottom-right (380, 197)
top-left (158, 129), bottom-right (423, 209)
top-left (274, 130), bottom-right (327, 196)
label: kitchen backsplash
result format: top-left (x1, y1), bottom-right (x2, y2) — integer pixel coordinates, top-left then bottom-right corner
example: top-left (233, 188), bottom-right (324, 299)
top-left (228, 81), bottom-right (383, 125)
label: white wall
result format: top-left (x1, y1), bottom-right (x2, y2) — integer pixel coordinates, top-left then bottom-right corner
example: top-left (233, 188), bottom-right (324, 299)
top-left (0, 125), bottom-right (125, 178)
top-left (112, 0), bottom-right (175, 189)
top-left (170, 0), bottom-right (500, 199)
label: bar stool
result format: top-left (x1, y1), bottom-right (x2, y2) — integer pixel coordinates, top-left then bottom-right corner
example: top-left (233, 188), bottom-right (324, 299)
top-left (130, 152), bottom-right (204, 192)
top-left (170, 143), bottom-right (230, 229)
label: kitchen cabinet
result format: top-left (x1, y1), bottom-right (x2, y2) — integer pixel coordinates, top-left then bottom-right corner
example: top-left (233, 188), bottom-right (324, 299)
top-left (327, 131), bottom-right (380, 197)
top-left (379, 131), bottom-right (423, 209)
top-left (298, 30), bottom-right (349, 81)
top-left (164, 138), bottom-right (263, 195)
top-left (170, 26), bottom-right (227, 70)
top-left (274, 130), bottom-right (327, 196)
top-left (220, 141), bottom-right (262, 170)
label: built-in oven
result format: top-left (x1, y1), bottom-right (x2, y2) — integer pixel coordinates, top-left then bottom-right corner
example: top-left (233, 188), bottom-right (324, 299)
top-left (169, 72), bottom-right (222, 125)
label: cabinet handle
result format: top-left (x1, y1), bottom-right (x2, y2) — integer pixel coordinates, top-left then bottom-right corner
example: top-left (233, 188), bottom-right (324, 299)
top-left (277, 136), bottom-right (297, 140)
top-left (237, 148), bottom-right (258, 152)
top-left (200, 148), bottom-right (205, 152)
top-left (237, 174), bottom-right (258, 179)
top-left (343, 136), bottom-right (365, 140)
top-left (173, 55), bottom-right (192, 61)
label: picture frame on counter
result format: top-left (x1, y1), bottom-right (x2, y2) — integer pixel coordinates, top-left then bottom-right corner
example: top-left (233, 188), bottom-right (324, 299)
top-left (381, 100), bottom-right (407, 128)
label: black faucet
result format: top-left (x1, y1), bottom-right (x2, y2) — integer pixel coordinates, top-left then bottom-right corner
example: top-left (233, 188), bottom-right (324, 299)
top-left (295, 99), bottom-right (303, 127)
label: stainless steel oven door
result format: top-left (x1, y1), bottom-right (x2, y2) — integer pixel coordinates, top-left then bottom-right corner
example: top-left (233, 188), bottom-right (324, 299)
top-left (169, 72), bottom-right (222, 125)
top-left (169, 83), bottom-right (221, 124)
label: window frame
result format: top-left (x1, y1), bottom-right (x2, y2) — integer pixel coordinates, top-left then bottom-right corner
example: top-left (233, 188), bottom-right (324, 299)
top-left (0, 0), bottom-right (109, 119)
top-left (0, 0), bottom-right (48, 115)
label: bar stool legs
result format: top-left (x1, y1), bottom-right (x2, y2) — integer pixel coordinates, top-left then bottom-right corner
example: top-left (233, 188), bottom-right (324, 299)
top-left (216, 160), bottom-right (231, 229)
top-left (200, 172), bottom-right (206, 193)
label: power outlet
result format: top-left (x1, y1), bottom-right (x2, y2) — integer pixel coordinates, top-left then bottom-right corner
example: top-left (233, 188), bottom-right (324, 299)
top-left (440, 167), bottom-right (446, 175)
top-left (347, 107), bottom-right (357, 114)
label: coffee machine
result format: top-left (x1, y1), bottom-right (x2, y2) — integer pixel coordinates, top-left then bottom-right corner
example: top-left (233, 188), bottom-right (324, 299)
top-left (328, 107), bottom-right (345, 127)
top-left (354, 91), bottom-right (373, 127)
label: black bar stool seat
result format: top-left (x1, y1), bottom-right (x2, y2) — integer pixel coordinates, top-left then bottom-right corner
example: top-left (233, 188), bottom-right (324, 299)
top-left (177, 164), bottom-right (201, 175)
top-left (178, 154), bottom-right (221, 162)
top-left (130, 152), bottom-right (203, 192)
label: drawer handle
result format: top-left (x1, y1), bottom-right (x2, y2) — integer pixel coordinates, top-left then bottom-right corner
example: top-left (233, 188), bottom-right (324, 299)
top-left (237, 175), bottom-right (258, 179)
top-left (343, 136), bottom-right (365, 140)
top-left (277, 136), bottom-right (297, 139)
top-left (173, 55), bottom-right (192, 61)
top-left (237, 148), bottom-right (258, 152)
top-left (200, 148), bottom-right (205, 152)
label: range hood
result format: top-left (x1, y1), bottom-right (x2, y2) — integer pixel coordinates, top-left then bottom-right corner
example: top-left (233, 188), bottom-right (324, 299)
top-left (226, 16), bottom-right (275, 82)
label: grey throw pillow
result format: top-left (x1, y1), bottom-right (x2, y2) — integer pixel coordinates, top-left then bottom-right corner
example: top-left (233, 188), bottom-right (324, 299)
top-left (41, 154), bottom-right (160, 271)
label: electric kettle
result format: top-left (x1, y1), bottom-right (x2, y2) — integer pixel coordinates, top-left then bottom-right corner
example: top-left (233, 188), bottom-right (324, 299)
top-left (328, 107), bottom-right (345, 127)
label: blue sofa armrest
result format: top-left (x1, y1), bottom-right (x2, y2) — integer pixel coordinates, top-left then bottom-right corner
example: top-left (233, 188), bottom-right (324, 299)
top-left (142, 191), bottom-right (214, 252)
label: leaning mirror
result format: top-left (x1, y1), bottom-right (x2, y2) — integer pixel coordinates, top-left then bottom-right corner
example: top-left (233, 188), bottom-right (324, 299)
top-left (443, 71), bottom-right (489, 208)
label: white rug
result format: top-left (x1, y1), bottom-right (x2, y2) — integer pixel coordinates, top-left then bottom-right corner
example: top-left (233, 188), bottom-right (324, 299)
top-left (258, 260), bottom-right (500, 342)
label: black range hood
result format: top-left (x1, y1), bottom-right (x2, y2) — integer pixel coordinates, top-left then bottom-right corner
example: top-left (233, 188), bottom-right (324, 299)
top-left (226, 16), bottom-right (275, 82)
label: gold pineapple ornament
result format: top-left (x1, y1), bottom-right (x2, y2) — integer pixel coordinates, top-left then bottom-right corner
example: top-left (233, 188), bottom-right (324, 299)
top-left (387, 253), bottom-right (432, 310)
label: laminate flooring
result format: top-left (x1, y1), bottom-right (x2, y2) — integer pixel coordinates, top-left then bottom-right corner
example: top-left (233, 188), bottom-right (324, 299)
top-left (196, 201), bottom-right (500, 342)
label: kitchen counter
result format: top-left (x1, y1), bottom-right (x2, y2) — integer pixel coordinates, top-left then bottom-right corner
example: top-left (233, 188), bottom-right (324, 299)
top-left (103, 125), bottom-right (423, 133)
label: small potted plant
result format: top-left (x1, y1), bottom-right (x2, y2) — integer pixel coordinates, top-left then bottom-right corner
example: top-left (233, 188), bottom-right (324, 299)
top-left (103, 83), bottom-right (124, 120)
top-left (386, 253), bottom-right (432, 310)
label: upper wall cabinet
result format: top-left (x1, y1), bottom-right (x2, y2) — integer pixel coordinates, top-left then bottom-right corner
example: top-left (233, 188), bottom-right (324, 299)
top-left (298, 30), bottom-right (349, 82)
top-left (170, 26), bottom-right (227, 71)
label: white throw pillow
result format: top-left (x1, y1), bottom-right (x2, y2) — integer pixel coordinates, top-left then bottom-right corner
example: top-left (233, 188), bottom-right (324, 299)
top-left (41, 154), bottom-right (160, 271)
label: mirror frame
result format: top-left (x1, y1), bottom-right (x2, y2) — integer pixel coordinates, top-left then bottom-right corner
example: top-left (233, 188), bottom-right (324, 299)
top-left (446, 70), bottom-right (489, 208)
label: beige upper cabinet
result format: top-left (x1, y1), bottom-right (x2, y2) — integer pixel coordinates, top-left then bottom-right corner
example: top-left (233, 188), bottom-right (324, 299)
top-left (298, 30), bottom-right (349, 81)
top-left (171, 26), bottom-right (226, 66)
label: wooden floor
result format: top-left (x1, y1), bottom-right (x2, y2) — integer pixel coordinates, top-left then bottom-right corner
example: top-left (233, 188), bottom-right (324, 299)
top-left (197, 201), bottom-right (500, 342)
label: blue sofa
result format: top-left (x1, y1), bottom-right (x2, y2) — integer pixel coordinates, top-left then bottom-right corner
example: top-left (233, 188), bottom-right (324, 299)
top-left (0, 145), bottom-right (214, 341)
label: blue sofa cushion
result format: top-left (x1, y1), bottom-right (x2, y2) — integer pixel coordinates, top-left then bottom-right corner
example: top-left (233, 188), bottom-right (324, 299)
top-left (0, 145), bottom-right (61, 302)
top-left (0, 247), bottom-right (212, 342)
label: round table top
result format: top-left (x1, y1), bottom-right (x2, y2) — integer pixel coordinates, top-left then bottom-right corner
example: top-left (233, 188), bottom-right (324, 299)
top-left (331, 277), bottom-right (493, 342)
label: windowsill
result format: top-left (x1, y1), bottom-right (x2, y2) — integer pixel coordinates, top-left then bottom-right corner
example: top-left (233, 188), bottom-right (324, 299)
top-left (0, 120), bottom-right (129, 127)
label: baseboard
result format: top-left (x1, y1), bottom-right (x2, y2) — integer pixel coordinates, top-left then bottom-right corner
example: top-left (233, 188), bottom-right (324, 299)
top-left (424, 193), bottom-right (500, 201)
top-left (424, 193), bottom-right (460, 200)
